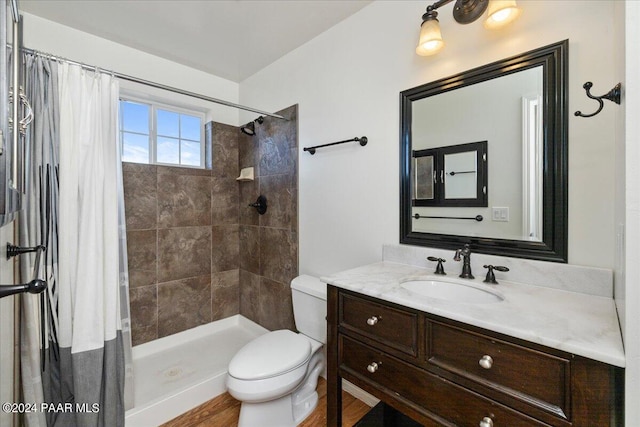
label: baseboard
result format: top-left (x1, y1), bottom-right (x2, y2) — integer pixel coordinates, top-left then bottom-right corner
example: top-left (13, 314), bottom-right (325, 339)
top-left (342, 380), bottom-right (380, 407)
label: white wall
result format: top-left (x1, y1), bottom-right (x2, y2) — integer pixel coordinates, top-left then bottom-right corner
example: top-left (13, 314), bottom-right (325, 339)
top-left (240, 0), bottom-right (618, 276)
top-left (620, 1), bottom-right (640, 424)
top-left (21, 13), bottom-right (241, 126)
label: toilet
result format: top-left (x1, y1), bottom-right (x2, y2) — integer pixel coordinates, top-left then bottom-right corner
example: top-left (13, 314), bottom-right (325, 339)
top-left (226, 275), bottom-right (327, 427)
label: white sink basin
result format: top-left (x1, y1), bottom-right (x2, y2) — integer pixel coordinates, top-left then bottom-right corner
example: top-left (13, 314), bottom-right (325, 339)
top-left (400, 277), bottom-right (504, 304)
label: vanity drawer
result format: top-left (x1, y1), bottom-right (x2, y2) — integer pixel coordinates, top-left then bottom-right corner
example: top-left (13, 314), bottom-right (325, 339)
top-left (427, 320), bottom-right (570, 420)
top-left (340, 335), bottom-right (551, 427)
top-left (339, 293), bottom-right (418, 356)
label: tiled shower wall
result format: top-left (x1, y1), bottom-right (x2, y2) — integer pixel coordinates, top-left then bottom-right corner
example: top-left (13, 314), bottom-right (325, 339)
top-left (124, 105), bottom-right (298, 346)
top-left (238, 105), bottom-right (298, 332)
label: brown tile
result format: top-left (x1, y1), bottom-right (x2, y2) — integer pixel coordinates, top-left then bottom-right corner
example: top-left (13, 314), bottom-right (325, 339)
top-left (291, 173), bottom-right (298, 233)
top-left (211, 177), bottom-right (239, 225)
top-left (239, 226), bottom-right (260, 275)
top-left (212, 270), bottom-right (240, 321)
top-left (127, 230), bottom-right (157, 288)
top-left (212, 225), bottom-right (239, 272)
top-left (289, 147), bottom-right (298, 188)
top-left (255, 105), bottom-right (297, 177)
top-left (261, 105), bottom-right (298, 150)
top-left (158, 275), bottom-right (211, 337)
top-left (282, 105), bottom-right (299, 149)
top-left (258, 136), bottom-right (295, 177)
top-left (123, 167), bottom-right (157, 230)
top-left (239, 269), bottom-right (260, 324)
top-left (239, 132), bottom-right (259, 171)
top-left (259, 174), bottom-right (293, 229)
top-left (239, 178), bottom-right (260, 226)
top-left (130, 285), bottom-right (158, 346)
top-left (157, 165), bottom-right (212, 176)
top-left (123, 162), bottom-right (157, 175)
top-left (211, 122), bottom-right (239, 178)
top-left (158, 226), bottom-right (212, 282)
top-left (258, 278), bottom-right (295, 331)
top-left (158, 173), bottom-right (212, 228)
top-left (260, 228), bottom-right (298, 285)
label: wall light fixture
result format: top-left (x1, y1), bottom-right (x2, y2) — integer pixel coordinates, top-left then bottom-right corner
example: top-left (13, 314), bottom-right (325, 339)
top-left (416, 0), bottom-right (521, 56)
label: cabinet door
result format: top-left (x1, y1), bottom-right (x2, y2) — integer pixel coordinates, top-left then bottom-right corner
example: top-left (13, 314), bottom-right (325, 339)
top-left (428, 320), bottom-right (570, 420)
top-left (340, 293), bottom-right (418, 357)
top-left (340, 335), bottom-right (551, 427)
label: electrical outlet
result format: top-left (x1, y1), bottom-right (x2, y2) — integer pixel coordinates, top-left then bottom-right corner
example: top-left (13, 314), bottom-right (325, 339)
top-left (492, 207), bottom-right (509, 222)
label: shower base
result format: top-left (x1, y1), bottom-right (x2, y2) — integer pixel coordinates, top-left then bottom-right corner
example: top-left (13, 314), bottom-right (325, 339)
top-left (125, 315), bottom-right (268, 426)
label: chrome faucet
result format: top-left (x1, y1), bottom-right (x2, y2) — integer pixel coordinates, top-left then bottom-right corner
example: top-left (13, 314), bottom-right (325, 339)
top-left (453, 244), bottom-right (474, 279)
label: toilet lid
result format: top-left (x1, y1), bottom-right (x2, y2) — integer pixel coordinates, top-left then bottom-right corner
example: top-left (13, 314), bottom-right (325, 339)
top-left (228, 330), bottom-right (312, 381)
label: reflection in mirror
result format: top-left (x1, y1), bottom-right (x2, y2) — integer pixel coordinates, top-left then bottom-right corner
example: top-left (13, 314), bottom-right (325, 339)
top-left (400, 40), bottom-right (568, 262)
top-left (445, 151), bottom-right (477, 199)
top-left (413, 156), bottom-right (434, 200)
top-left (413, 141), bottom-right (487, 207)
top-left (412, 67), bottom-right (540, 240)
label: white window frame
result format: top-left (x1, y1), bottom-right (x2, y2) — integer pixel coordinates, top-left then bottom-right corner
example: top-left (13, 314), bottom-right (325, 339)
top-left (119, 95), bottom-right (206, 169)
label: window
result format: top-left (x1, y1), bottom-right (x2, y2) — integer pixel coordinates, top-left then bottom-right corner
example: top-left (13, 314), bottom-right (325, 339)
top-left (119, 98), bottom-right (205, 168)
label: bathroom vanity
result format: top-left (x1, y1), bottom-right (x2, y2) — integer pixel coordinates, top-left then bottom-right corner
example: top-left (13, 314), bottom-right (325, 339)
top-left (324, 258), bottom-right (624, 427)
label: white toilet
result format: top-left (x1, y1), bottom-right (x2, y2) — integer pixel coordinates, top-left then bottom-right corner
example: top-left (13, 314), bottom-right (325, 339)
top-left (226, 275), bottom-right (327, 427)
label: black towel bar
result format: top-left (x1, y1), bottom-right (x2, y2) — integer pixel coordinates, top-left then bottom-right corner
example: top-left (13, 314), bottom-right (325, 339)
top-left (0, 244), bottom-right (47, 299)
top-left (303, 136), bottom-right (367, 155)
top-left (414, 213), bottom-right (483, 222)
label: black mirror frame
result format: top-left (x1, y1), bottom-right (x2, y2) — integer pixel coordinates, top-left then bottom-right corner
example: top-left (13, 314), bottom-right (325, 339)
top-left (400, 40), bottom-right (568, 263)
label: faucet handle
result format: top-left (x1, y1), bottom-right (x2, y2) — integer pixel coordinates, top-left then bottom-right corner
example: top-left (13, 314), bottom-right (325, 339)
top-left (427, 256), bottom-right (446, 275)
top-left (483, 265), bottom-right (509, 284)
top-left (453, 243), bottom-right (471, 261)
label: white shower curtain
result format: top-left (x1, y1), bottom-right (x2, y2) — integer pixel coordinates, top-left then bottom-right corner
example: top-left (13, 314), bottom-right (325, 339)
top-left (56, 62), bottom-right (126, 426)
top-left (18, 54), bottom-right (131, 426)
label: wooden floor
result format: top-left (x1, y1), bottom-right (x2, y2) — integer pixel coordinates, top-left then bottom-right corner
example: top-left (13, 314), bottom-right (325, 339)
top-left (161, 378), bottom-right (371, 427)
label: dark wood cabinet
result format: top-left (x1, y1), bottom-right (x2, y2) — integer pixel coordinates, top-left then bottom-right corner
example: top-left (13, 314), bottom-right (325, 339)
top-left (327, 286), bottom-right (623, 427)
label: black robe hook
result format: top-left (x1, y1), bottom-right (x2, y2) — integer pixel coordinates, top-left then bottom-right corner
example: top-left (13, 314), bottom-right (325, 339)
top-left (575, 82), bottom-right (622, 118)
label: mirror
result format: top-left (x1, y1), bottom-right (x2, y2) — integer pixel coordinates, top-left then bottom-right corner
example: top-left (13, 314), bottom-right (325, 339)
top-left (400, 40), bottom-right (568, 262)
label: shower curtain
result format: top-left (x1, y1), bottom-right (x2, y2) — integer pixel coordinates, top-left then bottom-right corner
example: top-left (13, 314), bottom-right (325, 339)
top-left (19, 54), bottom-right (133, 427)
top-left (19, 52), bottom-right (59, 427)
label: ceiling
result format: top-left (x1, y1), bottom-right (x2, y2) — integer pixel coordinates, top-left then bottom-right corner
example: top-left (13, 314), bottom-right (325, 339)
top-left (19, 0), bottom-right (372, 82)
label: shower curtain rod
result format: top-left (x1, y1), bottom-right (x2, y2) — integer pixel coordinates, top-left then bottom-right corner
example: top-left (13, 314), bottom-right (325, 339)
top-left (18, 45), bottom-right (285, 120)
top-left (9, 0), bottom-right (19, 23)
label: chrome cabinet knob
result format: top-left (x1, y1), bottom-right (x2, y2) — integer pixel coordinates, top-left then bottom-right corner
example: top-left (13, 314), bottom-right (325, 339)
top-left (366, 316), bottom-right (380, 326)
top-left (479, 355), bottom-right (493, 369)
top-left (479, 416), bottom-right (494, 427)
top-left (367, 362), bottom-right (380, 373)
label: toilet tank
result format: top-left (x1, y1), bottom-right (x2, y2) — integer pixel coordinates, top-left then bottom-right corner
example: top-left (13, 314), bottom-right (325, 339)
top-left (291, 275), bottom-right (327, 344)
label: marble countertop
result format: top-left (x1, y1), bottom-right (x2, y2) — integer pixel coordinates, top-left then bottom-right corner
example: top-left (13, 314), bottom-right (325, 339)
top-left (321, 261), bottom-right (625, 368)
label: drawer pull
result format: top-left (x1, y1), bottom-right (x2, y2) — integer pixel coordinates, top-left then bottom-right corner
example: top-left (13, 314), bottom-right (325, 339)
top-left (479, 355), bottom-right (493, 369)
top-left (367, 362), bottom-right (381, 373)
top-left (479, 417), bottom-right (494, 427)
top-left (366, 315), bottom-right (381, 326)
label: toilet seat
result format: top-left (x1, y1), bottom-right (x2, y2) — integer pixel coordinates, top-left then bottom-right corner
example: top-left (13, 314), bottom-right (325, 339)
top-left (228, 330), bottom-right (312, 381)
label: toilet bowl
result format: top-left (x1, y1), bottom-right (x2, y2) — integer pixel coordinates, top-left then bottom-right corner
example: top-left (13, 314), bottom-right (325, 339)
top-left (226, 275), bottom-right (327, 427)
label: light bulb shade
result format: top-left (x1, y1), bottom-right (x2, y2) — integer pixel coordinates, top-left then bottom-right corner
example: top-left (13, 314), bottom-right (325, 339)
top-left (484, 0), bottom-right (521, 29)
top-left (416, 18), bottom-right (444, 56)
